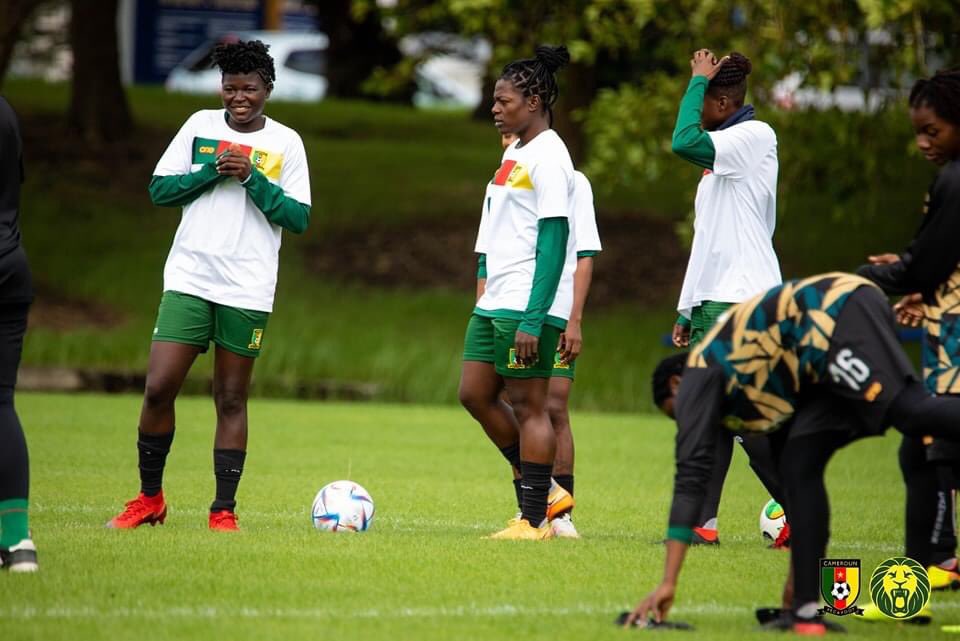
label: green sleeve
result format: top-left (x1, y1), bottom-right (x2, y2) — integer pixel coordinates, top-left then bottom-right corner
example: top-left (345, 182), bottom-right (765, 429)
top-left (148, 163), bottom-right (225, 207)
top-left (576, 250), bottom-right (599, 258)
top-left (477, 253), bottom-right (487, 279)
top-left (519, 217), bottom-right (569, 337)
top-left (671, 76), bottom-right (716, 170)
top-left (243, 169), bottom-right (311, 234)
top-left (676, 314), bottom-right (691, 329)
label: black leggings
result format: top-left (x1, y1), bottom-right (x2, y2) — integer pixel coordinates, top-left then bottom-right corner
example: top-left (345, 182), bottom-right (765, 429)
top-left (900, 435), bottom-right (959, 567)
top-left (772, 429), bottom-right (851, 609)
top-left (0, 302), bottom-right (29, 501)
top-left (697, 432), bottom-right (785, 527)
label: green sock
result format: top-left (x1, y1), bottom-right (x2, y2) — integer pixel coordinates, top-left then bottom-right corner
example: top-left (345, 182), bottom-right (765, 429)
top-left (0, 498), bottom-right (29, 548)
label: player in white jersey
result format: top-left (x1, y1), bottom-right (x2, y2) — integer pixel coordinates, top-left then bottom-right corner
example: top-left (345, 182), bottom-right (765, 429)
top-left (458, 45), bottom-right (576, 540)
top-left (107, 40), bottom-right (311, 532)
top-left (473, 131), bottom-right (601, 538)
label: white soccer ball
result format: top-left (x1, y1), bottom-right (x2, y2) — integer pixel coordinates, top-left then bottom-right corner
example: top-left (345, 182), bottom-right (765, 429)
top-left (759, 498), bottom-right (786, 541)
top-left (311, 480), bottom-right (375, 533)
top-left (831, 581), bottom-right (851, 601)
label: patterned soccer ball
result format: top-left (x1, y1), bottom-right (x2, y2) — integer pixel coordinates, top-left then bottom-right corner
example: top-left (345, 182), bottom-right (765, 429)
top-left (759, 498), bottom-right (786, 541)
top-left (311, 480), bottom-right (375, 533)
top-left (831, 581), bottom-right (852, 601)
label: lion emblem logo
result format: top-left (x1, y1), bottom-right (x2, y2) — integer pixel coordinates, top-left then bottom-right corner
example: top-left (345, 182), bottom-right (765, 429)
top-left (869, 557), bottom-right (930, 619)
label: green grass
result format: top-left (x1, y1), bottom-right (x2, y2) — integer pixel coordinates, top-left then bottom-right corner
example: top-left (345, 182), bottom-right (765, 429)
top-left (0, 393), bottom-right (952, 640)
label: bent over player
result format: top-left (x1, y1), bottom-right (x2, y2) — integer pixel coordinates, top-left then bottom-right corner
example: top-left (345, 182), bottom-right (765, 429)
top-left (629, 273), bottom-right (960, 634)
top-left (107, 40), bottom-right (311, 531)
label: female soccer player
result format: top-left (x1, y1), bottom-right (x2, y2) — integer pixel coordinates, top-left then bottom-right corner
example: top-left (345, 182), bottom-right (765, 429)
top-left (107, 40), bottom-right (311, 531)
top-left (857, 68), bottom-right (960, 603)
top-left (669, 49), bottom-right (782, 545)
top-left (474, 131), bottom-right (602, 538)
top-left (458, 44), bottom-right (574, 540)
top-left (630, 273), bottom-right (960, 634)
top-left (0, 96), bottom-right (38, 571)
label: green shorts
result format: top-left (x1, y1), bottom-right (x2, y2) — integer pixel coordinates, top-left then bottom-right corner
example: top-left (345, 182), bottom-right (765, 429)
top-left (462, 314), bottom-right (574, 379)
top-left (152, 291), bottom-right (269, 359)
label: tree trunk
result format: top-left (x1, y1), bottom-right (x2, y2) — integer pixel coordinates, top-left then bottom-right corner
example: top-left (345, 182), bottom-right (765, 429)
top-left (0, 0), bottom-right (43, 90)
top-left (68, 0), bottom-right (132, 145)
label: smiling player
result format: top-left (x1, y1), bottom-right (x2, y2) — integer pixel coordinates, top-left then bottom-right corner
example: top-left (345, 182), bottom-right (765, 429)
top-left (106, 40), bottom-right (311, 532)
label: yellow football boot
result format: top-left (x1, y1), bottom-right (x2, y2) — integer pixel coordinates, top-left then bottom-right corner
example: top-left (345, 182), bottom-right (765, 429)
top-left (488, 518), bottom-right (553, 540)
top-left (929, 565), bottom-right (960, 591)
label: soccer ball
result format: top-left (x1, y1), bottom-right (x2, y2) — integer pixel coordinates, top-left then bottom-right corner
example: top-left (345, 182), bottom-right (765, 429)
top-left (311, 480), bottom-right (375, 533)
top-left (831, 581), bottom-right (852, 601)
top-left (759, 498), bottom-right (786, 541)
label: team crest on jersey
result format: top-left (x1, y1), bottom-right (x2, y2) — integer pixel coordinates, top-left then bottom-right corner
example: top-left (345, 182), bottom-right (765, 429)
top-left (248, 328), bottom-right (263, 350)
top-left (491, 160), bottom-right (533, 189)
top-left (818, 559), bottom-right (864, 616)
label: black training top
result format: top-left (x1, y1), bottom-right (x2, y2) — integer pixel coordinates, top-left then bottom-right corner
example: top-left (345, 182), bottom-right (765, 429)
top-left (857, 159), bottom-right (960, 301)
top-left (0, 96), bottom-right (24, 259)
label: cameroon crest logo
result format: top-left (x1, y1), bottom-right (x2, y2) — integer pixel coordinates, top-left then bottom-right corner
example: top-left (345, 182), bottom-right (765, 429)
top-left (818, 559), bottom-right (863, 616)
top-left (869, 557), bottom-right (930, 620)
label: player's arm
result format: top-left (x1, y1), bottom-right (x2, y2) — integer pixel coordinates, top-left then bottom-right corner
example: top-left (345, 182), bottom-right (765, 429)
top-left (559, 252), bottom-right (595, 363)
top-left (857, 170), bottom-right (960, 296)
top-left (516, 217), bottom-right (569, 361)
top-left (148, 164), bottom-right (226, 207)
top-left (476, 253), bottom-right (487, 301)
top-left (670, 76), bottom-right (715, 170)
top-left (241, 169), bottom-right (311, 234)
top-left (626, 367), bottom-right (725, 626)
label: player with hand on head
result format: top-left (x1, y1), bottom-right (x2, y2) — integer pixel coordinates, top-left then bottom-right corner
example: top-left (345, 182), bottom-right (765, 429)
top-left (856, 68), bottom-right (960, 604)
top-left (473, 129), bottom-right (602, 538)
top-left (669, 49), bottom-right (782, 545)
top-left (0, 96), bottom-right (38, 572)
top-left (106, 39), bottom-right (311, 532)
top-left (629, 273), bottom-right (960, 634)
top-left (458, 44), bottom-right (576, 540)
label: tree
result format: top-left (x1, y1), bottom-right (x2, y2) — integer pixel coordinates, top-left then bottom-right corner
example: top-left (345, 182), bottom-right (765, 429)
top-left (0, 0), bottom-right (45, 89)
top-left (67, 0), bottom-right (132, 144)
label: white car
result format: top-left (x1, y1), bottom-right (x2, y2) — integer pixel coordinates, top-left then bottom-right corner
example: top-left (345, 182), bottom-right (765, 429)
top-left (165, 31), bottom-right (329, 102)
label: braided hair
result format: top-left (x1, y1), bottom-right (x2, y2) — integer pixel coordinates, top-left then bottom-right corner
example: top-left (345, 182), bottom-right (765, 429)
top-left (909, 68), bottom-right (960, 126)
top-left (500, 45), bottom-right (570, 125)
top-left (212, 39), bottom-right (276, 88)
top-left (651, 353), bottom-right (688, 408)
top-left (708, 52), bottom-right (751, 106)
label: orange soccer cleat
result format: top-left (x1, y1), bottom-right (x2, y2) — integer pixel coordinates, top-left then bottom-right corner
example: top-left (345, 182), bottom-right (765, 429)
top-left (106, 492), bottom-right (167, 529)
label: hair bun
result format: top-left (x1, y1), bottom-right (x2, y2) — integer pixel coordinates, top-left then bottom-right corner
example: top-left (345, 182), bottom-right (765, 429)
top-left (727, 51), bottom-right (752, 76)
top-left (534, 44), bottom-right (570, 74)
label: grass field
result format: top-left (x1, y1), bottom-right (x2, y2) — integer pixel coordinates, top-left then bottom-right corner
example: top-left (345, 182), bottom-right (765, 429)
top-left (0, 392), bottom-right (952, 640)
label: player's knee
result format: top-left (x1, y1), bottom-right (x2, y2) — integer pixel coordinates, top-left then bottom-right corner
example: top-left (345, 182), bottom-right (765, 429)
top-left (214, 388), bottom-right (247, 418)
top-left (547, 398), bottom-right (569, 431)
top-left (142, 378), bottom-right (178, 411)
top-left (458, 384), bottom-right (485, 414)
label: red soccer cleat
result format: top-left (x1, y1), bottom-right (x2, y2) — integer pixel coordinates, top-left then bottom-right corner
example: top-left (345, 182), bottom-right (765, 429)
top-left (106, 492), bottom-right (167, 529)
top-left (770, 522), bottom-right (791, 549)
top-left (692, 526), bottom-right (720, 545)
top-left (209, 510), bottom-right (239, 531)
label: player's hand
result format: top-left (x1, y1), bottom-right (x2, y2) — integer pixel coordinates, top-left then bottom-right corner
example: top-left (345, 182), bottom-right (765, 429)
top-left (216, 145), bottom-right (252, 181)
top-left (867, 253), bottom-right (900, 265)
top-left (690, 49), bottom-right (728, 80)
top-left (559, 320), bottom-right (582, 363)
top-left (894, 293), bottom-right (924, 327)
top-left (514, 330), bottom-right (539, 365)
top-left (672, 322), bottom-right (690, 348)
top-left (624, 582), bottom-right (676, 627)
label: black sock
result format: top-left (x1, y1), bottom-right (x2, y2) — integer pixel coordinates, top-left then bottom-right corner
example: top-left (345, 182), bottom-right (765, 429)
top-left (499, 442), bottom-right (521, 468)
top-left (138, 430), bottom-right (174, 497)
top-left (512, 478), bottom-right (522, 510)
top-left (211, 449), bottom-right (246, 512)
top-left (520, 460), bottom-right (552, 526)
top-left (553, 474), bottom-right (574, 497)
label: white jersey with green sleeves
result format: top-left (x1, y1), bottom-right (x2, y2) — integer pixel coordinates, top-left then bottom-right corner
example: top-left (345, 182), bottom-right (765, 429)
top-left (153, 109), bottom-right (311, 313)
top-left (677, 119), bottom-right (781, 319)
top-left (474, 129), bottom-right (574, 325)
top-left (546, 170), bottom-right (602, 321)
